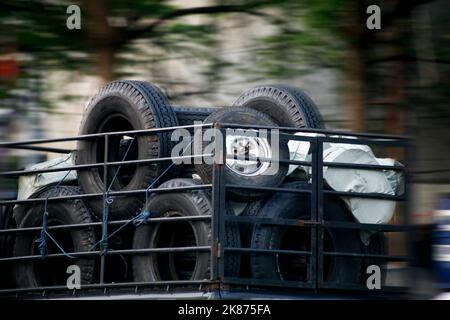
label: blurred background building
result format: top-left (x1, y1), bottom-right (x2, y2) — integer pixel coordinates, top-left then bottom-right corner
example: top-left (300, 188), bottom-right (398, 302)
top-left (0, 0), bottom-right (449, 222)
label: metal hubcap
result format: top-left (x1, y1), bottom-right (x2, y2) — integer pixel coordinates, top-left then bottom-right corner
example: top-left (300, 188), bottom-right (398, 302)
top-left (225, 133), bottom-right (272, 176)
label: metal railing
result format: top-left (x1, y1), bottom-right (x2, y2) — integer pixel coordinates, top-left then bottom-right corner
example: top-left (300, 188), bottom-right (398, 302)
top-left (0, 122), bottom-right (412, 298)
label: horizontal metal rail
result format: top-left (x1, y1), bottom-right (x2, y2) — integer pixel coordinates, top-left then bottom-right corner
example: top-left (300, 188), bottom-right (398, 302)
top-left (0, 123), bottom-right (215, 148)
top-left (323, 189), bottom-right (405, 201)
top-left (0, 246), bottom-right (211, 263)
top-left (0, 184), bottom-right (213, 205)
top-left (323, 221), bottom-right (410, 232)
top-left (1, 145), bottom-right (73, 154)
top-left (225, 154), bottom-right (312, 167)
top-left (217, 122), bottom-right (411, 141)
top-left (0, 280), bottom-right (213, 296)
top-left (0, 154), bottom-right (212, 178)
top-left (323, 162), bottom-right (405, 171)
top-left (0, 215), bottom-right (212, 235)
top-left (322, 251), bottom-right (410, 261)
top-left (224, 247), bottom-right (312, 256)
top-left (225, 184), bottom-right (313, 194)
top-left (225, 215), bottom-right (321, 227)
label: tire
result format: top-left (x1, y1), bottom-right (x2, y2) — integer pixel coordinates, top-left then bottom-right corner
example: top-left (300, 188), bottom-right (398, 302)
top-left (172, 106), bottom-right (221, 178)
top-left (0, 205), bottom-right (13, 256)
top-left (173, 106), bottom-right (221, 126)
top-left (194, 106), bottom-right (290, 202)
top-left (132, 179), bottom-right (240, 281)
top-left (240, 200), bottom-right (266, 248)
top-left (233, 85), bottom-right (324, 128)
top-left (0, 205), bottom-right (15, 288)
top-left (250, 181), bottom-right (363, 284)
top-left (76, 80), bottom-right (179, 220)
top-left (12, 186), bottom-right (96, 288)
top-left (238, 199), bottom-right (266, 277)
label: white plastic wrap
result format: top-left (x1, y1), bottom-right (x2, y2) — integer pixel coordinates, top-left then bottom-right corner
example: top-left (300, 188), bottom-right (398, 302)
top-left (287, 134), bottom-right (404, 244)
top-left (16, 152), bottom-right (77, 202)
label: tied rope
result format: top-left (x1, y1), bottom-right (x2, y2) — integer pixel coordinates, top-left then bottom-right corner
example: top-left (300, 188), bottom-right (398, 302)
top-left (88, 135), bottom-right (196, 250)
top-left (100, 136), bottom-right (136, 254)
top-left (38, 168), bottom-right (75, 259)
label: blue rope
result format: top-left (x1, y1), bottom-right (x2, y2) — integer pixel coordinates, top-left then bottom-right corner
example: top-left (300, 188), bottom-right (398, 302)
top-left (38, 199), bottom-right (49, 257)
top-left (107, 137), bottom-right (136, 192)
top-left (38, 169), bottom-right (75, 259)
top-left (133, 210), bottom-right (152, 226)
top-left (100, 193), bottom-right (112, 253)
top-left (99, 137), bottom-right (136, 253)
top-left (87, 136), bottom-right (194, 251)
top-left (44, 230), bottom-right (76, 259)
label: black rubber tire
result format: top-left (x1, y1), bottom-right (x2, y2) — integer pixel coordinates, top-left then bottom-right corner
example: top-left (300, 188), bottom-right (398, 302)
top-left (12, 186), bottom-right (96, 288)
top-left (238, 199), bottom-right (266, 277)
top-left (240, 200), bottom-right (266, 248)
top-left (233, 85), bottom-right (324, 128)
top-left (76, 80), bottom-right (179, 220)
top-left (0, 205), bottom-right (13, 256)
top-left (132, 179), bottom-right (240, 281)
top-left (0, 205), bottom-right (15, 288)
top-left (250, 181), bottom-right (363, 284)
top-left (194, 106), bottom-right (290, 202)
top-left (173, 106), bottom-right (221, 126)
top-left (172, 106), bottom-right (221, 178)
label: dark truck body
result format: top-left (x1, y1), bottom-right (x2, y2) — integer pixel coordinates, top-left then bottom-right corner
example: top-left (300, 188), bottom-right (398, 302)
top-left (0, 122), bottom-right (413, 299)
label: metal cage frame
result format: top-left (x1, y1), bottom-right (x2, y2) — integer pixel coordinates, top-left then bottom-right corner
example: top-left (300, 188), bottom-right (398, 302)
top-left (0, 122), bottom-right (412, 299)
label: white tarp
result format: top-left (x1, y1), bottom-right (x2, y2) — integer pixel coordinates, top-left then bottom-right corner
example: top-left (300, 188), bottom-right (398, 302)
top-left (288, 133), bottom-right (404, 244)
top-left (16, 152), bottom-right (77, 203)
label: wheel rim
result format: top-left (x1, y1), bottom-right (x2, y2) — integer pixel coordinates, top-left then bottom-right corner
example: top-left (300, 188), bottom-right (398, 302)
top-left (225, 133), bottom-right (272, 176)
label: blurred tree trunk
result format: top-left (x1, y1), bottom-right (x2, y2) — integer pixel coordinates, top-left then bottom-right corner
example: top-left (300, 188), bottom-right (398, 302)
top-left (97, 47), bottom-right (114, 83)
top-left (384, 25), bottom-right (406, 159)
top-left (341, 1), bottom-right (368, 132)
top-left (345, 43), bottom-right (366, 131)
top-left (83, 0), bottom-right (115, 83)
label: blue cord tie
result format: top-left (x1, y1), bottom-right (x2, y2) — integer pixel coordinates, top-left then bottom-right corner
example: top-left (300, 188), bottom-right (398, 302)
top-left (133, 210), bottom-right (152, 227)
top-left (38, 199), bottom-right (75, 259)
top-left (38, 204), bottom-right (49, 257)
top-left (87, 136), bottom-right (193, 251)
top-left (100, 193), bottom-right (111, 253)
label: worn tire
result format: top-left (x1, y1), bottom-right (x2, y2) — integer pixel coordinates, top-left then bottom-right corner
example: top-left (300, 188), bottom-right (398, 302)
top-left (250, 182), bottom-right (363, 284)
top-left (12, 186), bottom-right (96, 288)
top-left (234, 85), bottom-right (324, 128)
top-left (238, 199), bottom-right (266, 277)
top-left (194, 106), bottom-right (290, 202)
top-left (77, 80), bottom-right (179, 220)
top-left (174, 106), bottom-right (221, 126)
top-left (132, 179), bottom-right (240, 281)
top-left (0, 205), bottom-right (15, 288)
top-left (172, 106), bottom-right (221, 178)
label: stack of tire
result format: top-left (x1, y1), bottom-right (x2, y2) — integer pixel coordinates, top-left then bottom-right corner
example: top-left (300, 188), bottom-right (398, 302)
top-left (11, 80), bottom-right (383, 288)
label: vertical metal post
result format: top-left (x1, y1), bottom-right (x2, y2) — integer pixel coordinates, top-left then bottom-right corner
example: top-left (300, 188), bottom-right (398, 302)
top-left (316, 137), bottom-right (324, 287)
top-left (211, 124), bottom-right (226, 281)
top-left (100, 134), bottom-right (109, 284)
top-left (310, 138), bottom-right (318, 288)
